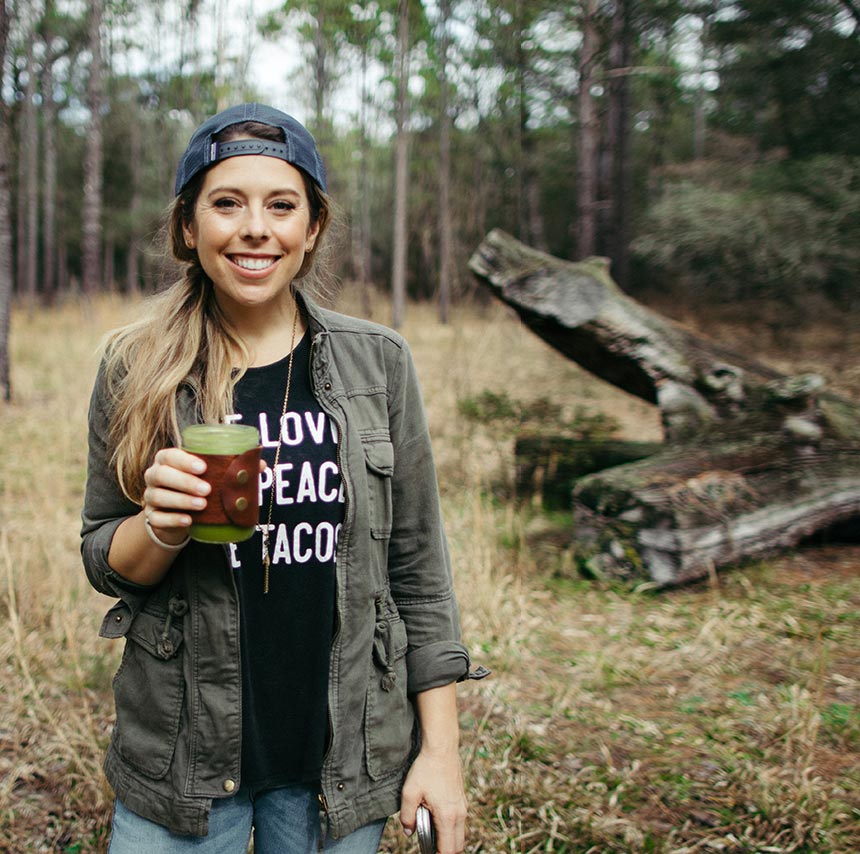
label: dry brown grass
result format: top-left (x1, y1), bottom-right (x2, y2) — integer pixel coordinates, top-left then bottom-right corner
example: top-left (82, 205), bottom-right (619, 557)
top-left (2, 293), bottom-right (859, 853)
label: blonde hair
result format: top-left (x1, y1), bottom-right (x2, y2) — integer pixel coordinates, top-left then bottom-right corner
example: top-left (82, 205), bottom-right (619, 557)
top-left (104, 122), bottom-right (333, 503)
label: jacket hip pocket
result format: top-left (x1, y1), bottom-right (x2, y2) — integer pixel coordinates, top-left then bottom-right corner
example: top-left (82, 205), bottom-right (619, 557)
top-left (365, 609), bottom-right (414, 780)
top-left (362, 439), bottom-right (393, 539)
top-left (111, 607), bottom-right (185, 780)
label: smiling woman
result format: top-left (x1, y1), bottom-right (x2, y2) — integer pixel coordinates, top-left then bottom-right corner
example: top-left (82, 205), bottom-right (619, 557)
top-left (182, 154), bottom-right (320, 335)
top-left (80, 103), bottom-right (483, 854)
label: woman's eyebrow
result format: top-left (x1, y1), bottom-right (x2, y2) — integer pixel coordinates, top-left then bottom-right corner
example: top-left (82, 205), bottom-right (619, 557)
top-left (205, 186), bottom-right (303, 199)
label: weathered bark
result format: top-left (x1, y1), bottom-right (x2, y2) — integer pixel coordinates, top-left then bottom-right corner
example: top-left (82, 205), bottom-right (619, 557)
top-left (470, 229), bottom-right (860, 585)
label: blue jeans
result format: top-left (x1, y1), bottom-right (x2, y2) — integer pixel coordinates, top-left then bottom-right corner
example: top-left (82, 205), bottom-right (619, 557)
top-left (108, 784), bottom-right (387, 854)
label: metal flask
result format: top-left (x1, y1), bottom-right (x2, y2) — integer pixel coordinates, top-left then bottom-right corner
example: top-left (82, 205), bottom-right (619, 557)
top-left (416, 805), bottom-right (437, 854)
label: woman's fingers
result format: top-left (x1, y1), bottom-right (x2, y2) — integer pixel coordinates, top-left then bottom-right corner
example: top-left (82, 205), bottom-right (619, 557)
top-left (144, 449), bottom-right (210, 499)
top-left (143, 486), bottom-right (206, 516)
top-left (142, 448), bottom-right (212, 532)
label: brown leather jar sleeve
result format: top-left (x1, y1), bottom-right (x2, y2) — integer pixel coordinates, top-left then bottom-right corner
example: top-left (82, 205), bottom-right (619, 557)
top-left (189, 446), bottom-right (262, 528)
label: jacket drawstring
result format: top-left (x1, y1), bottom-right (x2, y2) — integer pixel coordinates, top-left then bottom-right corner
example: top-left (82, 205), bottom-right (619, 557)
top-left (157, 595), bottom-right (188, 658)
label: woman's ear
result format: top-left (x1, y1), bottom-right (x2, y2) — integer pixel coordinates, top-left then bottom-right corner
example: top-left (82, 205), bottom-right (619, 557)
top-left (305, 223), bottom-right (319, 254)
top-left (182, 220), bottom-right (196, 250)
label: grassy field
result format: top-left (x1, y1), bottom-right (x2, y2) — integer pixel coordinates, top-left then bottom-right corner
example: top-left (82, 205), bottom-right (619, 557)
top-left (1, 292), bottom-right (859, 853)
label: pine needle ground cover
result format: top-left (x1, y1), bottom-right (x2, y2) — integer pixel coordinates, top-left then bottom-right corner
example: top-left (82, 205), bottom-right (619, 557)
top-left (1, 295), bottom-right (858, 853)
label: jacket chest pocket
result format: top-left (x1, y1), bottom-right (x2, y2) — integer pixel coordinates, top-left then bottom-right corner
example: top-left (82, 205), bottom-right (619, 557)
top-left (109, 603), bottom-right (185, 780)
top-left (362, 439), bottom-right (393, 539)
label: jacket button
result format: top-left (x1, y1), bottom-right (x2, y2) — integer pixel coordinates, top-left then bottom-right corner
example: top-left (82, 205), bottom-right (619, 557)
top-left (337, 782), bottom-right (345, 791)
top-left (235, 497), bottom-right (248, 512)
top-left (223, 779), bottom-right (236, 793)
top-left (324, 382), bottom-right (332, 391)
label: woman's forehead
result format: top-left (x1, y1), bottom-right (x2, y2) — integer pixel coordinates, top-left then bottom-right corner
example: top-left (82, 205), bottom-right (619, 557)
top-left (199, 154), bottom-right (308, 196)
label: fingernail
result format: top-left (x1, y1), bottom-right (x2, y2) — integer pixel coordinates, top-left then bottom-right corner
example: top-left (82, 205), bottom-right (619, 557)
top-left (403, 828), bottom-right (413, 838)
top-left (192, 460), bottom-right (206, 473)
top-left (192, 498), bottom-right (206, 509)
top-left (196, 482), bottom-right (210, 495)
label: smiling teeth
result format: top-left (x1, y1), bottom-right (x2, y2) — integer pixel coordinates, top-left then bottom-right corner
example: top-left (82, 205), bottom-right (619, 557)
top-left (233, 256), bottom-right (275, 270)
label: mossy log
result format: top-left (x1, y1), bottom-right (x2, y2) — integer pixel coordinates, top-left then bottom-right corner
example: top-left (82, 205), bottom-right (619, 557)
top-left (469, 229), bottom-right (860, 585)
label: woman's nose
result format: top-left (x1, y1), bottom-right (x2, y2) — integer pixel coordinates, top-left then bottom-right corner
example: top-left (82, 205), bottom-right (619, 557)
top-left (240, 206), bottom-right (269, 239)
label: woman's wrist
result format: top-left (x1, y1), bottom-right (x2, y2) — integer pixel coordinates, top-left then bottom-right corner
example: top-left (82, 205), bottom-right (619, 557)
top-left (143, 513), bottom-right (191, 551)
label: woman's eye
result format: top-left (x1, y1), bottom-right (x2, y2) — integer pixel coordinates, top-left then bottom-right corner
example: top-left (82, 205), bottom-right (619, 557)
top-left (271, 200), bottom-right (296, 212)
top-left (214, 198), bottom-right (239, 209)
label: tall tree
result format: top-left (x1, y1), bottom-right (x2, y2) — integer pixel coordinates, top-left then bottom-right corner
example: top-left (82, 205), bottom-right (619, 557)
top-left (606, 0), bottom-right (632, 285)
top-left (576, 0), bottom-right (600, 258)
top-left (473, 0), bottom-right (554, 250)
top-left (20, 16), bottom-right (39, 303)
top-left (390, 0), bottom-right (410, 328)
top-left (41, 0), bottom-right (58, 301)
top-left (342, 0), bottom-right (385, 316)
top-left (261, 1), bottom-right (354, 163)
top-left (436, 0), bottom-right (454, 323)
top-left (709, 0), bottom-right (860, 157)
top-left (0, 0), bottom-right (13, 399)
top-left (82, 0), bottom-right (104, 294)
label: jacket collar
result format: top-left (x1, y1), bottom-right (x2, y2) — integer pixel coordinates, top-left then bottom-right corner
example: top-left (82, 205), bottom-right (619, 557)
top-left (295, 287), bottom-right (331, 339)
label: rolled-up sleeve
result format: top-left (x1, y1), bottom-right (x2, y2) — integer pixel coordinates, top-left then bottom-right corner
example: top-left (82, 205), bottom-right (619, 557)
top-left (385, 342), bottom-right (471, 695)
top-left (80, 360), bottom-right (154, 608)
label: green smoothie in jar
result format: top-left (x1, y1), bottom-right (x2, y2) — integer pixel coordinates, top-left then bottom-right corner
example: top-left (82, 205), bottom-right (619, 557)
top-left (181, 424), bottom-right (262, 543)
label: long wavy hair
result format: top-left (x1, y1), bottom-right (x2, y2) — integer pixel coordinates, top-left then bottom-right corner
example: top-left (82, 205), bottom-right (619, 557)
top-left (103, 121), bottom-right (333, 503)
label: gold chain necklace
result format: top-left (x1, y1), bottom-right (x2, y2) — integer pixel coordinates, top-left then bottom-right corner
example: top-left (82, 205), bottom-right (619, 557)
top-left (261, 306), bottom-right (299, 594)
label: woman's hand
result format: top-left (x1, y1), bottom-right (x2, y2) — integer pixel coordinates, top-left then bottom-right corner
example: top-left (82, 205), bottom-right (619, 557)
top-left (400, 748), bottom-right (467, 853)
top-left (400, 684), bottom-right (467, 854)
top-left (107, 447), bottom-right (211, 585)
top-left (142, 447), bottom-right (212, 544)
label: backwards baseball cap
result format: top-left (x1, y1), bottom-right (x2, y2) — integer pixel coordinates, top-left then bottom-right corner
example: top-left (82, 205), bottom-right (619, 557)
top-left (174, 103), bottom-right (327, 196)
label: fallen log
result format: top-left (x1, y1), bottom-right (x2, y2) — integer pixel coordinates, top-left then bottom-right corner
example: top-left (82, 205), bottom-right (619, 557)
top-left (469, 229), bottom-right (860, 585)
top-left (515, 436), bottom-right (661, 510)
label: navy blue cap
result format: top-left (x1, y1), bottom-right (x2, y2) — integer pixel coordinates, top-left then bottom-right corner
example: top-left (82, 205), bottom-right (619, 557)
top-left (174, 103), bottom-right (327, 196)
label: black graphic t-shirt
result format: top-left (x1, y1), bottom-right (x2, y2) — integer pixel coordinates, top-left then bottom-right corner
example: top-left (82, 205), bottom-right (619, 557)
top-left (227, 333), bottom-right (343, 788)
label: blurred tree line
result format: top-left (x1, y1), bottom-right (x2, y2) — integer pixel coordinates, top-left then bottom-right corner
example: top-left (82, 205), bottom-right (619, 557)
top-left (1, 0), bottom-right (860, 396)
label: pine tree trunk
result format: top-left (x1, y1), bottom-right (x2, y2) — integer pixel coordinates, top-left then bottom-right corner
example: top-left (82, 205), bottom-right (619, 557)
top-left (606, 0), bottom-right (632, 287)
top-left (82, 0), bottom-right (104, 294)
top-left (42, 0), bottom-right (58, 302)
top-left (357, 40), bottom-right (372, 316)
top-left (576, 0), bottom-right (600, 259)
top-left (103, 239), bottom-right (115, 292)
top-left (437, 0), bottom-right (454, 324)
top-left (0, 0), bottom-right (13, 399)
top-left (126, 108), bottom-right (142, 294)
top-left (16, 20), bottom-right (37, 302)
top-left (24, 34), bottom-right (38, 305)
top-left (390, 0), bottom-right (410, 329)
top-left (514, 0), bottom-right (547, 253)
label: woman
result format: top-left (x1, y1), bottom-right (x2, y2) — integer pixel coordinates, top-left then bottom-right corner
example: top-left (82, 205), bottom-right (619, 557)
top-left (82, 103), bottom-right (480, 854)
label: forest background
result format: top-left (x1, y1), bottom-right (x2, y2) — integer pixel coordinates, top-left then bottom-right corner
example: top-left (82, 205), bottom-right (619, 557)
top-left (2, 0), bottom-right (860, 852)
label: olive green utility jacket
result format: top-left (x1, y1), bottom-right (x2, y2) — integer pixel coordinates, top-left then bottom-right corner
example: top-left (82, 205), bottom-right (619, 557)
top-left (81, 292), bottom-right (476, 838)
